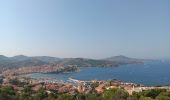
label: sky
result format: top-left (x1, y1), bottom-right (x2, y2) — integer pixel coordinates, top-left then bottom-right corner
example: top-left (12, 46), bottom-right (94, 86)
top-left (0, 0), bottom-right (170, 59)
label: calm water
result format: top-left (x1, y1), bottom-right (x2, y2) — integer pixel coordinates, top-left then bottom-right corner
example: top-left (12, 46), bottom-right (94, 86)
top-left (30, 61), bottom-right (170, 86)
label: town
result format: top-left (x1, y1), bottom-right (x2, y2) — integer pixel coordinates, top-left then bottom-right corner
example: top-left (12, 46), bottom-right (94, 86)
top-left (1, 71), bottom-right (170, 96)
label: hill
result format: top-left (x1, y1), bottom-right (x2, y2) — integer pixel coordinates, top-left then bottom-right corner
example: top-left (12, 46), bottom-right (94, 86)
top-left (0, 55), bottom-right (145, 72)
top-left (0, 55), bottom-right (60, 71)
top-left (103, 55), bottom-right (144, 64)
top-left (56, 58), bottom-right (120, 67)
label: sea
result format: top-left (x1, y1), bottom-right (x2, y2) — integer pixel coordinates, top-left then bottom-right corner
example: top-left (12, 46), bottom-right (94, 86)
top-left (30, 60), bottom-right (170, 86)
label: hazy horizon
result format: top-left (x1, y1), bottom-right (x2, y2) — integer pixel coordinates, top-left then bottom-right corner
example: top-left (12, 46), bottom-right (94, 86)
top-left (0, 54), bottom-right (145, 59)
top-left (0, 0), bottom-right (170, 59)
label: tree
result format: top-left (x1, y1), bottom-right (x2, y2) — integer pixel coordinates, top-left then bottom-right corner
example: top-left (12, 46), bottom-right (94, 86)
top-left (159, 91), bottom-right (170, 97)
top-left (103, 88), bottom-right (129, 100)
top-left (20, 85), bottom-right (32, 100)
top-left (74, 93), bottom-right (85, 100)
top-left (9, 79), bottom-right (27, 87)
top-left (85, 93), bottom-right (102, 100)
top-left (156, 91), bottom-right (170, 100)
top-left (34, 88), bottom-right (47, 100)
top-left (131, 92), bottom-right (142, 100)
top-left (57, 93), bottom-right (73, 100)
top-left (127, 96), bottom-right (138, 100)
top-left (90, 82), bottom-right (99, 93)
top-left (142, 89), bottom-right (165, 99)
top-left (156, 95), bottom-right (170, 100)
top-left (47, 93), bottom-right (57, 100)
top-left (0, 86), bottom-right (15, 100)
top-left (139, 96), bottom-right (152, 100)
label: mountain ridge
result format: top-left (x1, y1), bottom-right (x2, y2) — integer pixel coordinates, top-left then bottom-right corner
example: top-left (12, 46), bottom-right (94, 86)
top-left (103, 55), bottom-right (145, 63)
top-left (0, 55), bottom-right (146, 72)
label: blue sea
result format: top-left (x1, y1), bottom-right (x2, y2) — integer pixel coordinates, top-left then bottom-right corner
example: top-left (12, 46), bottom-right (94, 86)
top-left (30, 60), bottom-right (170, 86)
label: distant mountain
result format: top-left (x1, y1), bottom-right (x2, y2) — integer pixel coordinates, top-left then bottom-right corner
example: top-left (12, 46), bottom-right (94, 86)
top-left (0, 55), bottom-right (146, 72)
top-left (32, 56), bottom-right (60, 63)
top-left (56, 58), bottom-right (120, 67)
top-left (0, 55), bottom-right (60, 71)
top-left (0, 55), bottom-right (9, 61)
top-left (103, 55), bottom-right (144, 64)
top-left (10, 55), bottom-right (29, 61)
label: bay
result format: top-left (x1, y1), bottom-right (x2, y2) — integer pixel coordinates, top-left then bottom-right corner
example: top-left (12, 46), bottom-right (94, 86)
top-left (30, 61), bottom-right (170, 86)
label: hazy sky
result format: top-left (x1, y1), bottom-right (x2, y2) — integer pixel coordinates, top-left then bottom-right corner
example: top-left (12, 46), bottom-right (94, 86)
top-left (0, 0), bottom-right (170, 59)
